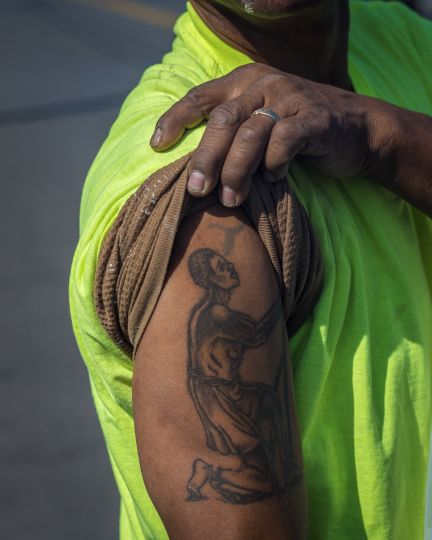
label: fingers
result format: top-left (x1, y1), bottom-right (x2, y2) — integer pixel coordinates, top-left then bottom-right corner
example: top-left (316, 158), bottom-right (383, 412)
top-left (187, 93), bottom-right (265, 203)
top-left (186, 100), bottom-right (250, 197)
top-left (263, 116), bottom-right (309, 179)
top-left (150, 64), bottom-right (278, 151)
top-left (188, 105), bottom-right (309, 207)
top-left (150, 78), bottom-right (231, 151)
top-left (218, 115), bottom-right (275, 205)
top-left (150, 83), bottom-right (219, 151)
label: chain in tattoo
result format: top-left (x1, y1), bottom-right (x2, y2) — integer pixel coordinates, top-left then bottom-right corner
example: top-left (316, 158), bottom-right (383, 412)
top-left (185, 247), bottom-right (300, 505)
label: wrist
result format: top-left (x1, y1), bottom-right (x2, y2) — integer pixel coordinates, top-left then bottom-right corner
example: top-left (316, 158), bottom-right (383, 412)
top-left (364, 98), bottom-right (403, 188)
top-left (365, 100), bottom-right (432, 215)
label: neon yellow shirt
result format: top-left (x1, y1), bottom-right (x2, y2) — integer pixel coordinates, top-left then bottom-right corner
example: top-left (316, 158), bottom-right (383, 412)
top-left (70, 2), bottom-right (432, 538)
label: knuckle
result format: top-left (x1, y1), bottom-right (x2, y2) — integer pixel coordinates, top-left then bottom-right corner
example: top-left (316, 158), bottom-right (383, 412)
top-left (266, 120), bottom-right (305, 168)
top-left (272, 121), bottom-right (295, 144)
top-left (259, 73), bottom-right (277, 86)
top-left (304, 107), bottom-right (332, 134)
top-left (266, 74), bottom-right (303, 93)
top-left (259, 73), bottom-right (282, 86)
top-left (321, 109), bottom-right (334, 131)
top-left (209, 103), bottom-right (243, 128)
top-left (184, 86), bottom-right (205, 106)
top-left (235, 63), bottom-right (254, 75)
top-left (237, 123), bottom-right (264, 145)
top-left (191, 151), bottom-right (212, 173)
top-left (315, 105), bottom-right (331, 122)
top-left (287, 74), bottom-right (306, 90)
top-left (288, 80), bottom-right (305, 93)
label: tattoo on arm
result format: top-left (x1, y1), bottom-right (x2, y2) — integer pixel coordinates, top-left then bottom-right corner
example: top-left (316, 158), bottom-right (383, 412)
top-left (207, 223), bottom-right (245, 256)
top-left (185, 248), bottom-right (301, 505)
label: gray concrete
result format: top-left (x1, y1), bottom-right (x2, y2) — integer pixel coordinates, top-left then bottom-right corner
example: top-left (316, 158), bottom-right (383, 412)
top-left (0, 0), bottom-right (183, 538)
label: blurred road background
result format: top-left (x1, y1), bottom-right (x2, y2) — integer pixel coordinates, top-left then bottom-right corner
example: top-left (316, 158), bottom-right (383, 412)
top-left (0, 0), bottom-right (183, 538)
top-left (1, 0), bottom-right (431, 539)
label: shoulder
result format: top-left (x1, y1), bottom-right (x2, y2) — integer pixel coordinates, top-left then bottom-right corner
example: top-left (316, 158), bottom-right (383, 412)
top-left (71, 11), bottom-right (215, 341)
top-left (79, 15), bottom-right (213, 232)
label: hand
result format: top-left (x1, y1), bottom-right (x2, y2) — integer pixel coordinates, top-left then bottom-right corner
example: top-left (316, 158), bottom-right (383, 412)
top-left (150, 63), bottom-right (399, 207)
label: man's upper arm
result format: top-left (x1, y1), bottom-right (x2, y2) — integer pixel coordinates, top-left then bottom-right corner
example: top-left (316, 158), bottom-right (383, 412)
top-left (132, 204), bottom-right (307, 540)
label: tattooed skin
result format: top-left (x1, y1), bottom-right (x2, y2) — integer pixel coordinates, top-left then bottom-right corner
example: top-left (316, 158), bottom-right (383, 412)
top-left (185, 248), bottom-right (300, 505)
top-left (207, 223), bottom-right (244, 255)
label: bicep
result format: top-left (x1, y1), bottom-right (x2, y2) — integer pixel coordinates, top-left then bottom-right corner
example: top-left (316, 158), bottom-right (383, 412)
top-left (133, 205), bottom-right (307, 540)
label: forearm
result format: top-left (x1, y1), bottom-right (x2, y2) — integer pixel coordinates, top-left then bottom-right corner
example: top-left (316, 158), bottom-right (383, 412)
top-left (368, 102), bottom-right (432, 216)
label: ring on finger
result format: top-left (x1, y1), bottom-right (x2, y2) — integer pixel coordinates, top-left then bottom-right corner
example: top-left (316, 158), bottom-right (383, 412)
top-left (251, 108), bottom-right (281, 123)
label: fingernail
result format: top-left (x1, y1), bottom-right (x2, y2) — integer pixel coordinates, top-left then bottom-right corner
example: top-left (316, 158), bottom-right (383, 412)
top-left (222, 186), bottom-right (237, 207)
top-left (188, 171), bottom-right (205, 193)
top-left (150, 127), bottom-right (162, 147)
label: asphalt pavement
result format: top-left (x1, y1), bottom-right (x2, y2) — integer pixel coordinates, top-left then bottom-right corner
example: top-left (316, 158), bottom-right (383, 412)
top-left (0, 0), bottom-right (184, 538)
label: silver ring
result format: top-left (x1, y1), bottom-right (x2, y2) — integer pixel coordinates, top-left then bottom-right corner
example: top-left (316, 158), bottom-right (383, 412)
top-left (251, 108), bottom-right (281, 122)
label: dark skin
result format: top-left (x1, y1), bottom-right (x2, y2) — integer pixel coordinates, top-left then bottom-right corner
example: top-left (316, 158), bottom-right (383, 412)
top-left (134, 206), bottom-right (307, 540)
top-left (150, 0), bottom-right (432, 215)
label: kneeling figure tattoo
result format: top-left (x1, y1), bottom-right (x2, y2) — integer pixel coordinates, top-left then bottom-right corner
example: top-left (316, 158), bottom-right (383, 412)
top-left (185, 248), bottom-right (300, 505)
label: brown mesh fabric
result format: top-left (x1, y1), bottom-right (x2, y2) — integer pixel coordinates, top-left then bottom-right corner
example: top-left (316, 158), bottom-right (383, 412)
top-left (94, 152), bottom-right (323, 358)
